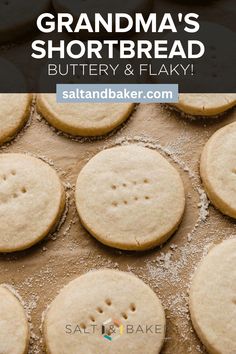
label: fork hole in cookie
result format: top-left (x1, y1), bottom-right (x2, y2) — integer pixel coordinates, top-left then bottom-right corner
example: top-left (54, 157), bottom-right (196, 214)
top-left (112, 202), bottom-right (118, 207)
top-left (97, 307), bottom-right (103, 314)
top-left (145, 196), bottom-right (150, 200)
top-left (13, 193), bottom-right (18, 198)
top-left (3, 175), bottom-right (6, 181)
top-left (21, 187), bottom-right (27, 194)
top-left (130, 303), bottom-right (136, 312)
top-left (80, 323), bottom-right (86, 329)
top-left (122, 312), bottom-right (128, 320)
top-left (111, 185), bottom-right (117, 190)
top-left (124, 200), bottom-right (128, 205)
top-left (89, 316), bottom-right (95, 322)
top-left (105, 298), bottom-right (112, 306)
top-left (143, 179), bottom-right (149, 184)
top-left (11, 170), bottom-right (16, 176)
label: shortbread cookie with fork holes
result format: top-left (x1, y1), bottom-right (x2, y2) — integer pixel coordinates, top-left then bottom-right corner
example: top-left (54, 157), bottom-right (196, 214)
top-left (44, 269), bottom-right (166, 354)
top-left (0, 153), bottom-right (65, 252)
top-left (75, 145), bottom-right (185, 250)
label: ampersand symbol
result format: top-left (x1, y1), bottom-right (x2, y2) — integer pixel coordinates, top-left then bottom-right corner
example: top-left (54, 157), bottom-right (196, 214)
top-left (124, 64), bottom-right (134, 76)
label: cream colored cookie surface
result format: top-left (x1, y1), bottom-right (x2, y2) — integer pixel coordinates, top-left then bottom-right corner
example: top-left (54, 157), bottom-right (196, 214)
top-left (0, 153), bottom-right (65, 252)
top-left (75, 145), bottom-right (185, 250)
top-left (171, 94), bottom-right (236, 117)
top-left (189, 238), bottom-right (236, 354)
top-left (0, 285), bottom-right (29, 354)
top-left (37, 94), bottom-right (135, 136)
top-left (200, 121), bottom-right (236, 219)
top-left (0, 94), bottom-right (31, 145)
top-left (44, 269), bottom-right (166, 354)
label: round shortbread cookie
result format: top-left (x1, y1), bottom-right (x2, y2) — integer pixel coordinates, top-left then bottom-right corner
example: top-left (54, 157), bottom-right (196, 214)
top-left (0, 0), bottom-right (50, 43)
top-left (200, 121), bottom-right (236, 219)
top-left (75, 145), bottom-right (185, 250)
top-left (37, 94), bottom-right (135, 137)
top-left (44, 269), bottom-right (166, 354)
top-left (171, 94), bottom-right (236, 117)
top-left (0, 285), bottom-right (29, 354)
top-left (0, 153), bottom-right (65, 252)
top-left (0, 94), bottom-right (32, 145)
top-left (189, 238), bottom-right (236, 354)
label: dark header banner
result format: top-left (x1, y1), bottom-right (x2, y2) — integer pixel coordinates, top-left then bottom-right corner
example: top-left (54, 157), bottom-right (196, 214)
top-left (0, 0), bottom-right (235, 93)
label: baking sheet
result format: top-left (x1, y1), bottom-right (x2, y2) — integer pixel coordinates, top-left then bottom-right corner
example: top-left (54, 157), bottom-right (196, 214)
top-left (0, 101), bottom-right (236, 353)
